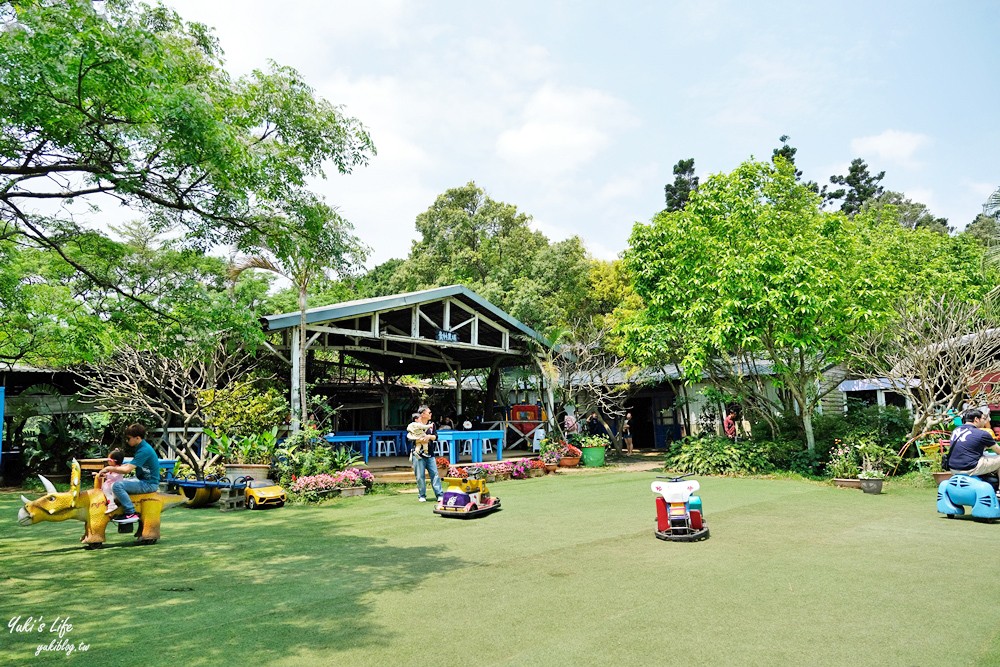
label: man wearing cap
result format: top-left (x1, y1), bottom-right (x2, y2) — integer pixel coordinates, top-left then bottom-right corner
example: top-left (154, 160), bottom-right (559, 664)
top-left (947, 408), bottom-right (1000, 479)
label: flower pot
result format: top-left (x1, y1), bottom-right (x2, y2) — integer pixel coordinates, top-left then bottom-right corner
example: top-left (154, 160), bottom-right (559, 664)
top-left (544, 463), bottom-right (558, 473)
top-left (225, 463), bottom-right (271, 482)
top-left (859, 478), bottom-right (884, 494)
top-left (833, 478), bottom-right (861, 489)
top-left (558, 456), bottom-right (580, 468)
top-left (580, 446), bottom-right (606, 467)
top-left (528, 468), bottom-right (544, 478)
top-left (933, 471), bottom-right (953, 484)
top-left (338, 486), bottom-right (366, 498)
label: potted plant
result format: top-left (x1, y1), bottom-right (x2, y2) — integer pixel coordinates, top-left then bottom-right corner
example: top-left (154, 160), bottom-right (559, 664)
top-left (436, 456), bottom-right (451, 478)
top-left (856, 437), bottom-right (898, 494)
top-left (332, 468), bottom-right (374, 497)
top-left (826, 439), bottom-right (860, 488)
top-left (858, 468), bottom-right (885, 494)
top-left (559, 443), bottom-right (582, 467)
top-left (290, 473), bottom-right (342, 501)
top-left (207, 427), bottom-right (279, 481)
top-left (528, 459), bottom-right (546, 477)
top-left (578, 434), bottom-right (609, 467)
top-left (918, 441), bottom-right (953, 484)
top-left (539, 439), bottom-right (561, 471)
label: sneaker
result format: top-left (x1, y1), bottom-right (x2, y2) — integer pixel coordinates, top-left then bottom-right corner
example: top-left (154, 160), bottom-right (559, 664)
top-left (104, 505), bottom-right (118, 515)
top-left (418, 497), bottom-right (427, 503)
top-left (113, 513), bottom-right (139, 524)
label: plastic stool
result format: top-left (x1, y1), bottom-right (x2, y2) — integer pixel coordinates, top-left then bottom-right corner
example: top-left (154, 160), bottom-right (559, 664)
top-left (435, 440), bottom-right (451, 457)
top-left (375, 439), bottom-right (396, 457)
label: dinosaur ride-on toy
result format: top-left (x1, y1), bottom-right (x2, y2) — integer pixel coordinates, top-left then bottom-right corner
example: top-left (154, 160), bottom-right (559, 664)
top-left (17, 459), bottom-right (187, 548)
top-left (434, 476), bottom-right (501, 519)
top-left (937, 473), bottom-right (1000, 522)
top-left (652, 473), bottom-right (710, 542)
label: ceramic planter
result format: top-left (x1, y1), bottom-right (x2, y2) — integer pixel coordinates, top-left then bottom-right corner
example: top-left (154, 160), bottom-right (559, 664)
top-left (338, 486), bottom-right (366, 498)
top-left (859, 478), bottom-right (884, 494)
top-left (933, 471), bottom-right (953, 484)
top-left (558, 456), bottom-right (581, 467)
top-left (225, 463), bottom-right (271, 482)
top-left (833, 478), bottom-right (861, 489)
top-left (544, 463), bottom-right (558, 473)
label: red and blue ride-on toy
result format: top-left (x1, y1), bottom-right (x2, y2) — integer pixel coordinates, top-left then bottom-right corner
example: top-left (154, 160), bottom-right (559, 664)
top-left (652, 473), bottom-right (709, 542)
top-left (434, 474), bottom-right (501, 519)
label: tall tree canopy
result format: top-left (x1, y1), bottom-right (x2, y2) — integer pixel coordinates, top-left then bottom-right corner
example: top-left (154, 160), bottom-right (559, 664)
top-left (622, 158), bottom-right (989, 451)
top-left (0, 0), bottom-right (374, 307)
top-left (826, 158), bottom-right (885, 215)
top-left (0, 220), bottom-right (268, 367)
top-left (860, 191), bottom-right (952, 234)
top-left (663, 158), bottom-right (699, 212)
top-left (382, 182), bottom-right (594, 331)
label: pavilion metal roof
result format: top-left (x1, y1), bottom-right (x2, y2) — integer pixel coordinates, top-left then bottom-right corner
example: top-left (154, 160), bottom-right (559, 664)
top-left (260, 285), bottom-right (550, 375)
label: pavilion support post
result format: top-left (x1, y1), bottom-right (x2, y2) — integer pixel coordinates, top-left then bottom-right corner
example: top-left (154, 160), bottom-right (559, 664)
top-left (455, 369), bottom-right (463, 416)
top-left (382, 387), bottom-right (390, 429)
top-left (290, 331), bottom-right (301, 433)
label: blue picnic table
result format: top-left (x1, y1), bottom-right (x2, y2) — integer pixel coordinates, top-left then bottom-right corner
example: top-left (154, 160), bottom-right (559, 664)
top-left (435, 429), bottom-right (505, 465)
top-left (323, 434), bottom-right (373, 464)
top-left (372, 430), bottom-right (408, 457)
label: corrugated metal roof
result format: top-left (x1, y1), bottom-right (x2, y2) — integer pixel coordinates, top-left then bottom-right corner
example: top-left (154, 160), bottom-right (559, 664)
top-left (838, 377), bottom-right (920, 392)
top-left (260, 284), bottom-right (547, 345)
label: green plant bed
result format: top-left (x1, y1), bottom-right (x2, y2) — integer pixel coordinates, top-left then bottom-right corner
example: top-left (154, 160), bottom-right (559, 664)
top-left (4, 474), bottom-right (1000, 665)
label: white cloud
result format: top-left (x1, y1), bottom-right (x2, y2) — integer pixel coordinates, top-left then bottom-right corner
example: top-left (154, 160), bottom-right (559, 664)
top-left (495, 84), bottom-right (636, 178)
top-left (851, 130), bottom-right (930, 170)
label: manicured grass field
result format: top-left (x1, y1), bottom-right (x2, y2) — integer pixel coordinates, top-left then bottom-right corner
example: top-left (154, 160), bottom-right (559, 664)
top-left (2, 470), bottom-right (998, 666)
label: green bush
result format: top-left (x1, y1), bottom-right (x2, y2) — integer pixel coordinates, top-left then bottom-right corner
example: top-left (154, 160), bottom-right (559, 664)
top-left (665, 435), bottom-right (774, 476)
top-left (201, 384), bottom-right (289, 439)
top-left (22, 414), bottom-right (103, 475)
top-left (271, 426), bottom-right (363, 487)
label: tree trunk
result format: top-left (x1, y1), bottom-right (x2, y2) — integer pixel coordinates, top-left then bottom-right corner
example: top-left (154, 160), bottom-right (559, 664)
top-left (802, 408), bottom-right (815, 453)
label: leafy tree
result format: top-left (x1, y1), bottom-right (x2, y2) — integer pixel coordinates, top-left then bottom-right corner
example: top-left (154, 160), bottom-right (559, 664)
top-left (0, 0), bottom-right (374, 313)
top-left (663, 158), bottom-right (699, 212)
top-left (965, 213), bottom-right (1000, 246)
top-left (230, 195), bottom-right (367, 430)
top-left (771, 135), bottom-right (824, 195)
top-left (860, 191), bottom-right (952, 234)
top-left (826, 158), bottom-right (885, 215)
top-left (771, 135), bottom-right (803, 180)
top-left (625, 159), bottom-right (906, 451)
top-left (851, 296), bottom-right (1000, 437)
top-left (0, 220), bottom-right (267, 367)
top-left (386, 182), bottom-right (594, 331)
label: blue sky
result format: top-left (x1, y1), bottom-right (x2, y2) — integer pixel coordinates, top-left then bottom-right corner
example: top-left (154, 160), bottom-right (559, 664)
top-left (164, 0), bottom-right (1000, 265)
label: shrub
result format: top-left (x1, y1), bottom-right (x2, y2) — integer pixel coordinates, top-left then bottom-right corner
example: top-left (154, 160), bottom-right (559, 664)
top-left (200, 384), bottom-right (288, 439)
top-left (826, 439), bottom-right (859, 478)
top-left (665, 435), bottom-right (774, 476)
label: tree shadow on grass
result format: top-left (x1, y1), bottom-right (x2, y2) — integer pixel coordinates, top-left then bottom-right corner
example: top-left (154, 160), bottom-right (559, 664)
top-left (0, 494), bottom-right (467, 666)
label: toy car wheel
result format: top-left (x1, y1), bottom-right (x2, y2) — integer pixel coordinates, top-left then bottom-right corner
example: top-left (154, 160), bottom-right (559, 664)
top-left (276, 501), bottom-right (285, 508)
top-left (248, 497), bottom-right (257, 510)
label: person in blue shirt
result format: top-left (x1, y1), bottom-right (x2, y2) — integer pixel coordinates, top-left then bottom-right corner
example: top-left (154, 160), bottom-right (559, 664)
top-left (99, 423), bottom-right (161, 524)
top-left (947, 408), bottom-right (1000, 478)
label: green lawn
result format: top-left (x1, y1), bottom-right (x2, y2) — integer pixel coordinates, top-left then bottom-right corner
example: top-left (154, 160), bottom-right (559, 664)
top-left (2, 470), bottom-right (998, 666)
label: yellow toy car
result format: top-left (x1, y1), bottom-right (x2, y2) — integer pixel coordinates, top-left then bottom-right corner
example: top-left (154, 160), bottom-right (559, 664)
top-left (244, 479), bottom-right (286, 509)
